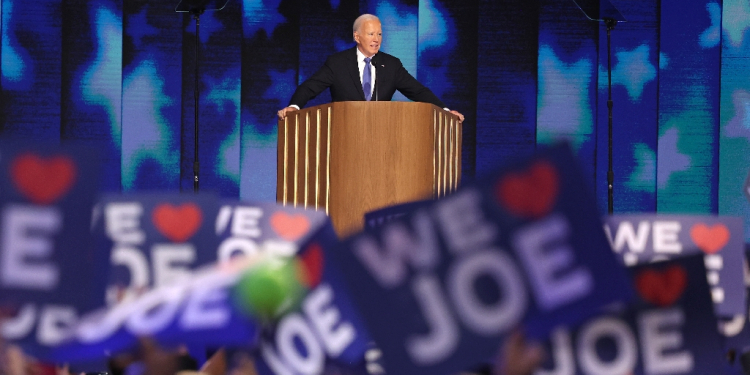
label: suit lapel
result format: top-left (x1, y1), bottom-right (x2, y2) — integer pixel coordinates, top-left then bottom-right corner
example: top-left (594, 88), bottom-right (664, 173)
top-left (348, 48), bottom-right (366, 100)
top-left (373, 55), bottom-right (385, 100)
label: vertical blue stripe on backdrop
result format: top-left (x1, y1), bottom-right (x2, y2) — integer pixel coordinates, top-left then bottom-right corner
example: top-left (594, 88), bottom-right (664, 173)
top-left (367, 0), bottom-right (417, 103)
top-left (180, 2), bottom-right (241, 197)
top-left (121, 2), bottom-right (182, 190)
top-left (658, 0), bottom-right (720, 213)
top-left (475, 0), bottom-right (538, 178)
top-left (298, 1), bottom-right (359, 109)
top-left (719, 0), bottom-right (750, 240)
top-left (417, 0), bottom-right (452, 106)
top-left (537, 0), bottom-right (598, 190)
top-left (61, 0), bottom-right (123, 193)
top-left (418, 0), bottom-right (478, 179)
top-left (595, 0), bottom-right (658, 214)
top-left (239, 0), bottom-right (300, 202)
top-left (0, 0), bottom-right (4, 134)
top-left (1, 0), bottom-right (61, 140)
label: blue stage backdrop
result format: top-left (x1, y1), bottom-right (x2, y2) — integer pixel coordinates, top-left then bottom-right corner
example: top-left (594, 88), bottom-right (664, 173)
top-left (2, 0), bottom-right (749, 237)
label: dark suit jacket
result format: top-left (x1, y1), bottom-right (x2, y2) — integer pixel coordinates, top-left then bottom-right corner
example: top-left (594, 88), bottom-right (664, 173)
top-left (289, 47), bottom-right (446, 109)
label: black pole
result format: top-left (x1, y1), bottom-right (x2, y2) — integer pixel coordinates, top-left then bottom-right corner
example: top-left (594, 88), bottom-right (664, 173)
top-left (605, 17), bottom-right (616, 215)
top-left (191, 9), bottom-right (203, 193)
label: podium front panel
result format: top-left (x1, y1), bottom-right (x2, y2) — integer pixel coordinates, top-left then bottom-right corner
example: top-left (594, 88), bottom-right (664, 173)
top-left (277, 102), bottom-right (461, 238)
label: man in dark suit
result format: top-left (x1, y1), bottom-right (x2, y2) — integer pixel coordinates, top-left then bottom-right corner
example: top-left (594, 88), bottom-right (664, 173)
top-left (277, 14), bottom-right (464, 122)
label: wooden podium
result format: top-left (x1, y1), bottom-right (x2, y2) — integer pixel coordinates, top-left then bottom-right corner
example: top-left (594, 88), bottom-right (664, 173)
top-left (276, 101), bottom-right (462, 238)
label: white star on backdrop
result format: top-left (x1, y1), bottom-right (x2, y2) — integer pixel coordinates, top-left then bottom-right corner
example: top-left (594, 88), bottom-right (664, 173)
top-left (724, 89), bottom-right (750, 141)
top-left (82, 6), bottom-right (122, 139)
top-left (657, 127), bottom-right (691, 190)
top-left (723, 0), bottom-right (750, 47)
top-left (537, 45), bottom-right (593, 147)
top-left (627, 143), bottom-right (656, 192)
top-left (122, 61), bottom-right (179, 189)
top-left (699, 2), bottom-right (721, 48)
top-left (599, 44), bottom-right (656, 101)
top-left (243, 0), bottom-right (285, 38)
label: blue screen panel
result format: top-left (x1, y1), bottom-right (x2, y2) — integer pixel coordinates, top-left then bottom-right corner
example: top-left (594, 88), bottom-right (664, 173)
top-left (537, 0), bottom-right (598, 191)
top-left (1, 0), bottom-right (62, 140)
top-left (418, 0), bottom-right (478, 179)
top-left (61, 0), bottom-right (123, 193)
top-left (475, 0), bottom-right (538, 178)
top-left (657, 0), bottom-right (720, 214)
top-left (719, 0), bottom-right (750, 240)
top-left (121, 2), bottom-right (182, 190)
top-left (239, 0), bottom-right (303, 201)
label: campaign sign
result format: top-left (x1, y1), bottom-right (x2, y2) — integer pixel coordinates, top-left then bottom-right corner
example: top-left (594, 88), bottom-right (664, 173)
top-left (51, 260), bottom-right (260, 364)
top-left (715, 245), bottom-right (750, 375)
top-left (253, 221), bottom-right (372, 375)
top-left (51, 201), bottom-right (336, 364)
top-left (94, 193), bottom-right (221, 304)
top-left (603, 215), bottom-right (745, 317)
top-left (330, 144), bottom-right (634, 375)
top-left (537, 255), bottom-right (727, 375)
top-left (0, 143), bottom-right (105, 358)
top-left (215, 200), bottom-right (329, 264)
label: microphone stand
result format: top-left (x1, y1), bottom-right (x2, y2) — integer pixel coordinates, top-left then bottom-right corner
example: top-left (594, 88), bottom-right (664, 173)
top-left (175, 0), bottom-right (228, 193)
top-left (569, 0), bottom-right (625, 215)
top-left (191, 8), bottom-right (203, 193)
top-left (604, 17), bottom-right (616, 214)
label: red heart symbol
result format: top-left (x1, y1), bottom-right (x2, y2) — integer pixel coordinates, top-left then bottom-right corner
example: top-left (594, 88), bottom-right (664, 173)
top-left (270, 212), bottom-right (311, 241)
top-left (10, 153), bottom-right (77, 205)
top-left (690, 223), bottom-right (730, 254)
top-left (635, 265), bottom-right (687, 307)
top-left (152, 203), bottom-right (203, 243)
top-left (495, 160), bottom-right (559, 218)
top-left (297, 243), bottom-right (324, 288)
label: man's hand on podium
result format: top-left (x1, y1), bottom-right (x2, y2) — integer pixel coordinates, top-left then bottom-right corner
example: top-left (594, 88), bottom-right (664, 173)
top-left (449, 109), bottom-right (464, 123)
top-left (277, 106), bottom-right (299, 120)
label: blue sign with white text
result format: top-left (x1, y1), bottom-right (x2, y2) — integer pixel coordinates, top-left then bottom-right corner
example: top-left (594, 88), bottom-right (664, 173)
top-left (0, 143), bottom-right (104, 359)
top-left (253, 221), bottom-right (372, 375)
top-left (604, 214), bottom-right (745, 317)
top-left (538, 255), bottom-right (727, 375)
top-left (215, 200), bottom-right (329, 263)
top-left (94, 193), bottom-right (221, 304)
top-left (330, 143), bottom-right (635, 375)
top-left (52, 201), bottom-right (365, 366)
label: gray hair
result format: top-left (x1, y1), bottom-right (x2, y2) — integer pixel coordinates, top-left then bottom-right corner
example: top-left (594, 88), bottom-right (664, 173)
top-left (353, 14), bottom-right (380, 40)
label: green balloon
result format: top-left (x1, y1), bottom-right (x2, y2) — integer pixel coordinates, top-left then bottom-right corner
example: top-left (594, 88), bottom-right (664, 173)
top-left (233, 258), bottom-right (305, 321)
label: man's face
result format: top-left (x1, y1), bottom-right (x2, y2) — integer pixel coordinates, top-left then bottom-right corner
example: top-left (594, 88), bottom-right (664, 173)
top-left (354, 20), bottom-right (382, 57)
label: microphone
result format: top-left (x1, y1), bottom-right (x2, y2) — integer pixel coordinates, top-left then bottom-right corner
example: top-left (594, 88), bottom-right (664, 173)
top-left (370, 55), bottom-right (379, 101)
